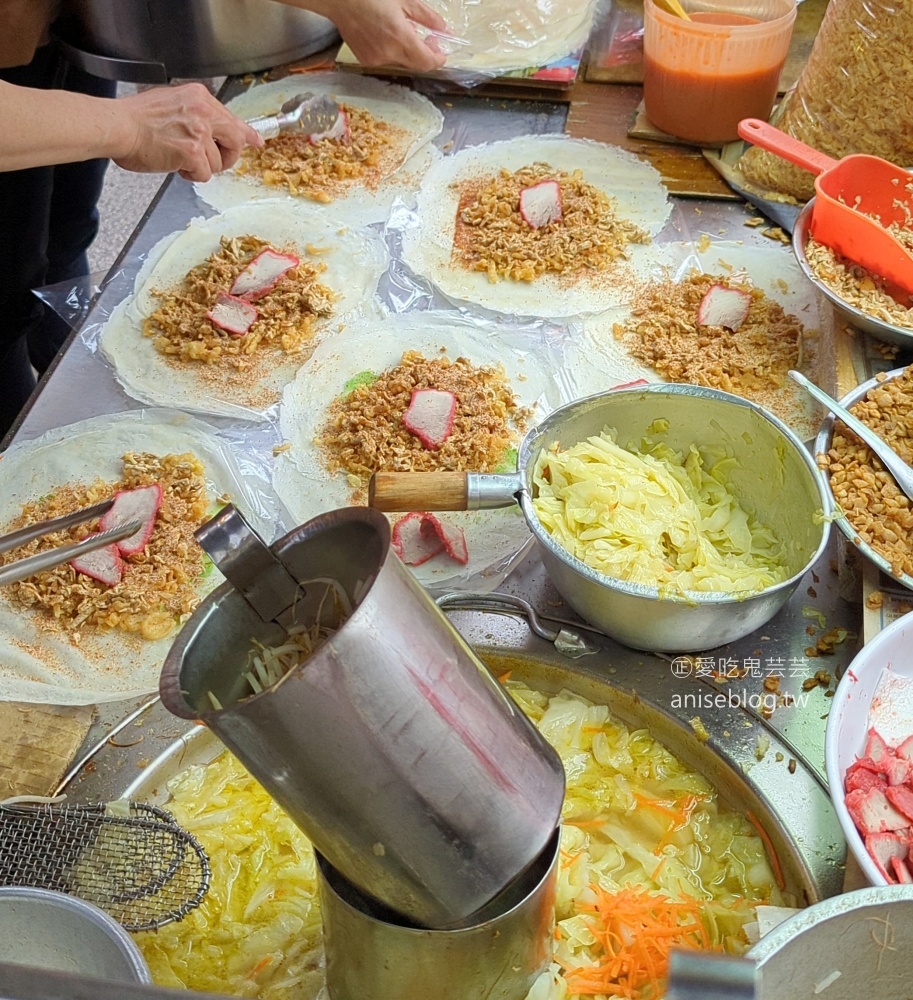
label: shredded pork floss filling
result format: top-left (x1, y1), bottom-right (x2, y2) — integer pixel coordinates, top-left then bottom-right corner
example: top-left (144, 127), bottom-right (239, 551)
top-left (236, 104), bottom-right (398, 203)
top-left (532, 429), bottom-right (788, 594)
top-left (0, 452), bottom-right (211, 642)
top-left (316, 350), bottom-right (531, 485)
top-left (454, 163), bottom-right (650, 283)
top-left (145, 235), bottom-right (335, 363)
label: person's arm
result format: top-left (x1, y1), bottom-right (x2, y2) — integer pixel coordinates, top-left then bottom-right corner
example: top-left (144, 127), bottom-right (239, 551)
top-left (278, 0), bottom-right (448, 72)
top-left (0, 81), bottom-right (262, 180)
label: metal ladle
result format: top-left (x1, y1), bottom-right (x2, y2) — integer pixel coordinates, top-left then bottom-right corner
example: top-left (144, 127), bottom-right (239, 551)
top-left (789, 370), bottom-right (913, 502)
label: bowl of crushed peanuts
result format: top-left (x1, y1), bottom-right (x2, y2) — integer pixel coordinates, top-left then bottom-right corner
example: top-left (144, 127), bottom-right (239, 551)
top-left (814, 366), bottom-right (913, 592)
top-left (794, 200), bottom-right (913, 349)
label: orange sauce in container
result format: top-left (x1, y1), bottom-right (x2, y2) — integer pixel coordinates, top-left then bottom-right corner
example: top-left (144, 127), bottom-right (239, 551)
top-left (642, 0), bottom-right (797, 146)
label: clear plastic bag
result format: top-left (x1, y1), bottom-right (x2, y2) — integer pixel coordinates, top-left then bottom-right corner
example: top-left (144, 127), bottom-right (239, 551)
top-left (738, 0), bottom-right (913, 201)
top-left (412, 0), bottom-right (599, 85)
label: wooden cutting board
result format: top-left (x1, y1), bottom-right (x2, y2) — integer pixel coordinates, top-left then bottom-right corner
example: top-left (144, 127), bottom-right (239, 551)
top-left (0, 703), bottom-right (92, 798)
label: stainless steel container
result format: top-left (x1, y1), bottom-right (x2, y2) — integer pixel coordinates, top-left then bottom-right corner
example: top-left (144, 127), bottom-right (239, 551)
top-left (749, 885), bottom-right (913, 1000)
top-left (159, 507), bottom-right (565, 929)
top-left (813, 366), bottom-right (913, 593)
top-left (0, 887), bottom-right (150, 982)
top-left (793, 200), bottom-right (913, 349)
top-left (371, 385), bottom-right (831, 652)
top-left (319, 830), bottom-right (559, 1000)
top-left (58, 0), bottom-right (340, 82)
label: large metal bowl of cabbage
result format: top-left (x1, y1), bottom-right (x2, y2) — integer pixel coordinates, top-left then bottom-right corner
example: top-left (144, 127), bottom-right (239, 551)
top-left (517, 383), bottom-right (829, 652)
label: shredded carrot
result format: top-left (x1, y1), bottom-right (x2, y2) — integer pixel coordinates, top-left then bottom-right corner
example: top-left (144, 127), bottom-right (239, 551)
top-left (555, 925), bottom-right (564, 940)
top-left (633, 792), bottom-right (680, 818)
top-left (247, 955), bottom-right (274, 979)
top-left (564, 815), bottom-right (608, 829)
top-left (746, 809), bottom-right (786, 891)
top-left (583, 725), bottom-right (604, 733)
top-left (498, 670), bottom-right (512, 684)
top-left (650, 855), bottom-right (668, 881)
top-left (561, 885), bottom-right (719, 999)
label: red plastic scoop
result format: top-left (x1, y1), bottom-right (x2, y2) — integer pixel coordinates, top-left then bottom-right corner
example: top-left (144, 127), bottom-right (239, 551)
top-left (739, 118), bottom-right (913, 296)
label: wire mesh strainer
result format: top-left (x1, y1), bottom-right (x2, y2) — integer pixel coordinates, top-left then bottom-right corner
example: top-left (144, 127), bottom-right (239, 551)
top-left (0, 801), bottom-right (210, 931)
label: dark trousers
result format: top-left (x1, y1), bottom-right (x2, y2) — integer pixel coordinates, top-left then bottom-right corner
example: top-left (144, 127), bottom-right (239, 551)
top-left (0, 45), bottom-right (116, 439)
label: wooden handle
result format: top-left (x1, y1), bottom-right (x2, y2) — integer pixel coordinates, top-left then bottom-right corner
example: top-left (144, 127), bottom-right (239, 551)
top-left (368, 472), bottom-right (469, 512)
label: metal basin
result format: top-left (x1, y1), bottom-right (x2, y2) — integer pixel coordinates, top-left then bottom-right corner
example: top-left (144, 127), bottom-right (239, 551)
top-left (812, 366), bottom-right (913, 592)
top-left (58, 0), bottom-right (340, 82)
top-left (372, 386), bottom-right (830, 652)
top-left (750, 886), bottom-right (913, 1000)
top-left (794, 200), bottom-right (913, 349)
top-left (0, 888), bottom-right (150, 982)
top-left (117, 622), bottom-right (845, 907)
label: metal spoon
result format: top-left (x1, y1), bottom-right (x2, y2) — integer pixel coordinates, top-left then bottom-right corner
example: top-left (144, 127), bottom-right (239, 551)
top-left (789, 369), bottom-right (913, 502)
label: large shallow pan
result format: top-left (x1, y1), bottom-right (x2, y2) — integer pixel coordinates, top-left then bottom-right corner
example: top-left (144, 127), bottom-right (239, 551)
top-left (370, 384), bottom-right (830, 652)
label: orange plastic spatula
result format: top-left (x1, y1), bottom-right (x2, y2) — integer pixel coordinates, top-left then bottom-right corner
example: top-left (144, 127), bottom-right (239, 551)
top-left (738, 118), bottom-right (913, 296)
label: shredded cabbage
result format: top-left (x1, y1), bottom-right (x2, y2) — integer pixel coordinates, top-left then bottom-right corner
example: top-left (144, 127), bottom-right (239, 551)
top-left (532, 430), bottom-right (789, 594)
top-left (135, 684), bottom-right (789, 1000)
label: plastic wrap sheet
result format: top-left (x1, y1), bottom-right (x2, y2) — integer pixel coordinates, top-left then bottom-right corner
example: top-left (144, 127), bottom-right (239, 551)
top-left (0, 408), bottom-right (288, 706)
top-left (32, 272), bottom-right (108, 335)
top-left (408, 0), bottom-right (599, 85)
top-left (88, 203), bottom-right (388, 422)
top-left (272, 310), bottom-right (575, 593)
top-left (565, 240), bottom-right (835, 441)
top-left (393, 135), bottom-right (673, 319)
top-left (195, 74), bottom-right (443, 221)
top-left (738, 0), bottom-right (913, 201)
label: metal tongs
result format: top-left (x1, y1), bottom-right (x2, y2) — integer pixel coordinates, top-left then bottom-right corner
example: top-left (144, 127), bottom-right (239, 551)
top-left (246, 92), bottom-right (341, 141)
top-left (0, 500), bottom-right (140, 587)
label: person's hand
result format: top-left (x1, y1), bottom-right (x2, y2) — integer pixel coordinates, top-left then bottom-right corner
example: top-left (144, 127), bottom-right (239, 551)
top-left (327, 0), bottom-right (449, 72)
top-left (111, 83), bottom-right (263, 182)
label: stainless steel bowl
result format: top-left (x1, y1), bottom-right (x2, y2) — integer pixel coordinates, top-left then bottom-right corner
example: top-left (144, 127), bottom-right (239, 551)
top-left (58, 0), bottom-right (340, 82)
top-left (514, 385), bottom-right (830, 652)
top-left (812, 365), bottom-right (913, 591)
top-left (793, 200), bottom-right (913, 349)
top-left (750, 885), bottom-right (913, 1000)
top-left (0, 887), bottom-right (150, 981)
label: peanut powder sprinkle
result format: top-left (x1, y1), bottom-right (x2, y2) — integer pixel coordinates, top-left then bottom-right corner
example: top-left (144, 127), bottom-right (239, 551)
top-left (0, 453), bottom-right (212, 644)
top-left (317, 350), bottom-right (532, 484)
top-left (145, 235), bottom-right (335, 364)
top-left (237, 105), bottom-right (400, 203)
top-left (453, 163), bottom-right (650, 283)
top-left (818, 368), bottom-right (913, 580)
top-left (806, 237), bottom-right (913, 331)
top-left (614, 271), bottom-right (811, 423)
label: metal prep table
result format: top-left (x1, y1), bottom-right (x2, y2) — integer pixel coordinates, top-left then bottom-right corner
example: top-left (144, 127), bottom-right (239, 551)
top-left (2, 73), bottom-right (870, 896)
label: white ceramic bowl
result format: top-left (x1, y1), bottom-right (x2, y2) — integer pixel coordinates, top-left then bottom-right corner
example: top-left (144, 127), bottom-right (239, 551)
top-left (825, 612), bottom-right (913, 886)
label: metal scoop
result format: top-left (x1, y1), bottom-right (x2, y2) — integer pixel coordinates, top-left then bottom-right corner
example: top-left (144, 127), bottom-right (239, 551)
top-left (160, 505), bottom-right (565, 929)
top-left (246, 92), bottom-right (340, 141)
top-left (739, 118), bottom-right (913, 297)
top-left (789, 370), bottom-right (913, 503)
